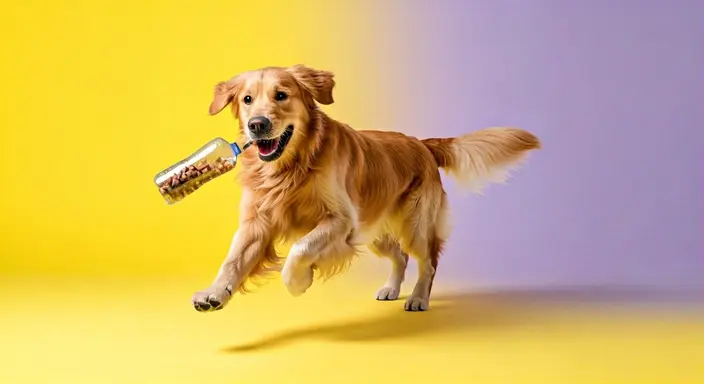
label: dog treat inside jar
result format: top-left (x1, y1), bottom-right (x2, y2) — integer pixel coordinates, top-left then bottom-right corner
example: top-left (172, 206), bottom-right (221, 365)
top-left (154, 138), bottom-right (251, 205)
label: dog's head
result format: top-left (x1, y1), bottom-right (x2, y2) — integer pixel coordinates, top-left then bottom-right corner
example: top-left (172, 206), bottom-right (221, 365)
top-left (209, 65), bottom-right (335, 163)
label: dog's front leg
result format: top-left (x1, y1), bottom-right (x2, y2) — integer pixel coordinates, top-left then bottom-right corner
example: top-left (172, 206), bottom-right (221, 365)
top-left (281, 215), bottom-right (353, 296)
top-left (191, 221), bottom-right (271, 312)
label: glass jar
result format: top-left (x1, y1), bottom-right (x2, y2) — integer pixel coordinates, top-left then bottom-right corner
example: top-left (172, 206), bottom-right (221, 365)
top-left (154, 138), bottom-right (249, 205)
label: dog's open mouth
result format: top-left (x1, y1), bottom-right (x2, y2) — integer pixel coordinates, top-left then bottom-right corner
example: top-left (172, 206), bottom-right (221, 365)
top-left (255, 125), bottom-right (294, 162)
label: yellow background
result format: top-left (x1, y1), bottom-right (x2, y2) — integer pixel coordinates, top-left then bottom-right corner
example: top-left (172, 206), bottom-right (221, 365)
top-left (0, 0), bottom-right (386, 277)
top-left (1, 1), bottom-right (702, 383)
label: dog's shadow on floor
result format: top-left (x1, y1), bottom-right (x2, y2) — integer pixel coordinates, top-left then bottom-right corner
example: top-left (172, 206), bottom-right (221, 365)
top-left (221, 287), bottom-right (694, 353)
top-left (222, 292), bottom-right (518, 353)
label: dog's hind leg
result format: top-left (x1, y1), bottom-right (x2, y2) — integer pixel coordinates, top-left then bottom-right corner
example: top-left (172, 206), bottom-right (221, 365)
top-left (399, 186), bottom-right (449, 312)
top-left (369, 235), bottom-right (409, 301)
top-left (402, 239), bottom-right (434, 312)
top-left (403, 233), bottom-right (446, 311)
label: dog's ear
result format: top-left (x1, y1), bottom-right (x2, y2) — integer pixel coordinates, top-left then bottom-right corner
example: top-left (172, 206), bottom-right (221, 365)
top-left (287, 65), bottom-right (335, 105)
top-left (209, 76), bottom-right (242, 116)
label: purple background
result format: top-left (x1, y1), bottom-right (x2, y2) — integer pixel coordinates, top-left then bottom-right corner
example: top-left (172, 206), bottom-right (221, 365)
top-left (374, 0), bottom-right (702, 289)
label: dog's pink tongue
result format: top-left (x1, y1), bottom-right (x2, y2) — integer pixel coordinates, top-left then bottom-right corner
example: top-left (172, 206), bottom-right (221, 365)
top-left (257, 138), bottom-right (279, 156)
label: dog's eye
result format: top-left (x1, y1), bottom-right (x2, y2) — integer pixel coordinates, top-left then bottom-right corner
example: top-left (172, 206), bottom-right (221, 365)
top-left (243, 95), bottom-right (252, 105)
top-left (275, 92), bottom-right (288, 101)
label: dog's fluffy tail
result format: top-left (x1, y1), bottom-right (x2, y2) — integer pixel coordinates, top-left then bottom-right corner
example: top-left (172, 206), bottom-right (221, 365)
top-left (422, 127), bottom-right (541, 193)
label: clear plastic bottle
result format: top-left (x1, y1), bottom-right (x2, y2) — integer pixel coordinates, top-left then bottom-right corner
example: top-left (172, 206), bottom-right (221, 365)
top-left (154, 138), bottom-right (250, 205)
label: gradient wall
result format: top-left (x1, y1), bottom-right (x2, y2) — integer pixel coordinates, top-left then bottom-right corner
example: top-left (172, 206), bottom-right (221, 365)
top-left (1, 0), bottom-right (701, 290)
top-left (1, 2), bottom-right (702, 383)
top-left (378, 0), bottom-right (703, 290)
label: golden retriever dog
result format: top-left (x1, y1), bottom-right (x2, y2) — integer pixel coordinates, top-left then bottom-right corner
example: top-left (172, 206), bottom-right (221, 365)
top-left (191, 65), bottom-right (541, 312)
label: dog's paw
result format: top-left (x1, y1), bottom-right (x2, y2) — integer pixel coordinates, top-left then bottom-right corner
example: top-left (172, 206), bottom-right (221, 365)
top-left (191, 285), bottom-right (233, 312)
top-left (404, 295), bottom-right (429, 312)
top-left (281, 264), bottom-right (313, 297)
top-left (375, 286), bottom-right (400, 301)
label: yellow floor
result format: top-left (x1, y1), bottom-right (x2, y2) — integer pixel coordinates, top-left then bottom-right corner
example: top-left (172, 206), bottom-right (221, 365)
top-left (1, 276), bottom-right (702, 384)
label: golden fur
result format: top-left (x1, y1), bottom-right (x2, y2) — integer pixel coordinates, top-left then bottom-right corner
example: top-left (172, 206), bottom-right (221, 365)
top-left (192, 65), bottom-right (541, 312)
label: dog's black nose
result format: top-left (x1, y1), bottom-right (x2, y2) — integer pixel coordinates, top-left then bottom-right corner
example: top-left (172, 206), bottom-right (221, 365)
top-left (247, 116), bottom-right (271, 135)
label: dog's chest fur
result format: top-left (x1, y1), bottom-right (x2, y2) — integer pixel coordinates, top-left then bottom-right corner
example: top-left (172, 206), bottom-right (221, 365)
top-left (251, 169), bottom-right (334, 239)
